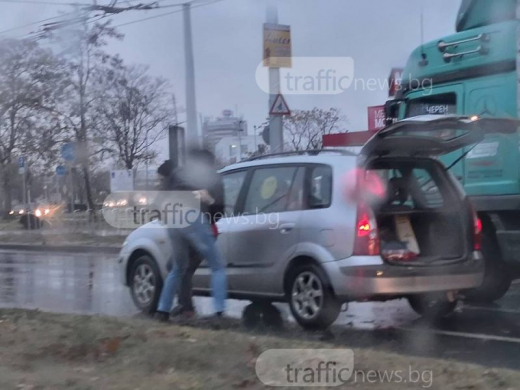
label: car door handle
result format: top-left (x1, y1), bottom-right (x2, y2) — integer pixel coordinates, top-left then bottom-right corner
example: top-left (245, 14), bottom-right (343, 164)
top-left (279, 223), bottom-right (295, 234)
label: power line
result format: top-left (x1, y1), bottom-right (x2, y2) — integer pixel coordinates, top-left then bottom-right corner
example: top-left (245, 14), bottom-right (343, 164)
top-left (0, 0), bottom-right (89, 5)
top-left (2, 0), bottom-right (224, 41)
top-left (113, 0), bottom-right (224, 28)
top-left (0, 1), bottom-right (157, 39)
top-left (0, 11), bottom-right (76, 36)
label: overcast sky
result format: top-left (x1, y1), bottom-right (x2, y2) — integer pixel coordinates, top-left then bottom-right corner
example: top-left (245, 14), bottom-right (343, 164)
top-left (1, 0), bottom-right (462, 139)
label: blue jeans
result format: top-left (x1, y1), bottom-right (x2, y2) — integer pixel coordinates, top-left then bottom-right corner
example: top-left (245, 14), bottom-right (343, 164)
top-left (157, 218), bottom-right (227, 313)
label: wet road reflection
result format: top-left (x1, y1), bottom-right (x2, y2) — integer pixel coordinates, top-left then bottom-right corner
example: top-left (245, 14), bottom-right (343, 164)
top-left (0, 250), bottom-right (136, 317)
top-left (1, 250), bottom-right (519, 369)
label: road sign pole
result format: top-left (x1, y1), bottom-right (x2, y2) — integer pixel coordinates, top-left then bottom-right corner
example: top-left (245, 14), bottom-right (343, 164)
top-left (19, 157), bottom-right (27, 205)
top-left (69, 163), bottom-right (74, 213)
top-left (183, 3), bottom-right (200, 147)
top-left (267, 1), bottom-right (284, 153)
top-left (22, 170), bottom-right (26, 205)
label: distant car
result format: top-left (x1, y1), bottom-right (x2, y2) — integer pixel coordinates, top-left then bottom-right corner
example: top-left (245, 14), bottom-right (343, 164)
top-left (9, 204), bottom-right (32, 218)
top-left (118, 116), bottom-right (516, 329)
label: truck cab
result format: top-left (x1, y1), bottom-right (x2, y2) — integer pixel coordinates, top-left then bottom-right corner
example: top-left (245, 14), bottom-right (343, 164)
top-left (386, 0), bottom-right (520, 301)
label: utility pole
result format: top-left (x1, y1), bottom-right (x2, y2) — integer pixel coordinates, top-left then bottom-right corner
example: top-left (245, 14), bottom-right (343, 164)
top-left (266, 0), bottom-right (284, 153)
top-left (183, 2), bottom-right (199, 147)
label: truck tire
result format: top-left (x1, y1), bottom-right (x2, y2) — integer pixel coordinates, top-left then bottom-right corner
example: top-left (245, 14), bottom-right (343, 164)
top-left (287, 264), bottom-right (341, 330)
top-left (465, 231), bottom-right (511, 303)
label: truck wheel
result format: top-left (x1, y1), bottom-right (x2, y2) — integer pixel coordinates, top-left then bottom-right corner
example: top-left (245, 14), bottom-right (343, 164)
top-left (287, 264), bottom-right (341, 330)
top-left (408, 294), bottom-right (458, 320)
top-left (465, 231), bottom-right (511, 303)
top-left (130, 255), bottom-right (163, 315)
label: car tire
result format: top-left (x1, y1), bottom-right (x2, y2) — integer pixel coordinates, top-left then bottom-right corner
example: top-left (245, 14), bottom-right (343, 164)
top-left (408, 294), bottom-right (458, 320)
top-left (287, 264), bottom-right (341, 330)
top-left (129, 255), bottom-right (163, 315)
top-left (465, 231), bottom-right (511, 303)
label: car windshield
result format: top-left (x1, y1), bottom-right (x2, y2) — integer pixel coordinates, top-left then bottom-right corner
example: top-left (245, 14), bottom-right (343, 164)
top-left (457, 0), bottom-right (517, 32)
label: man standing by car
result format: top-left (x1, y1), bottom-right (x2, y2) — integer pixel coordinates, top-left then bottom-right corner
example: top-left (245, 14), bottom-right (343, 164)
top-left (171, 159), bottom-right (224, 319)
top-left (155, 148), bottom-right (227, 321)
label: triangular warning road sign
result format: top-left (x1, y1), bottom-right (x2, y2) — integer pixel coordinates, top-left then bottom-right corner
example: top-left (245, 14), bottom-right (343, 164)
top-left (270, 93), bottom-right (291, 116)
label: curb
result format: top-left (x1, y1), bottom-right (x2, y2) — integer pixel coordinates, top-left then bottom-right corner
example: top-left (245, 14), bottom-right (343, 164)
top-left (0, 244), bottom-right (121, 255)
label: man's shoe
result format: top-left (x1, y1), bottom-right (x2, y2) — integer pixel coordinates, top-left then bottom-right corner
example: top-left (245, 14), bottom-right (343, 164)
top-left (170, 305), bottom-right (196, 318)
top-left (154, 311), bottom-right (170, 323)
top-left (170, 305), bottom-right (186, 318)
top-left (180, 310), bottom-right (196, 320)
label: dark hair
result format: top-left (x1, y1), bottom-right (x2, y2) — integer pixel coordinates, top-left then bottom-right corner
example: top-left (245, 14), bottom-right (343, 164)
top-left (157, 160), bottom-right (174, 177)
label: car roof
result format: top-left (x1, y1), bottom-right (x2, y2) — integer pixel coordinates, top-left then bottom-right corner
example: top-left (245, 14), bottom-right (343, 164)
top-left (219, 152), bottom-right (357, 173)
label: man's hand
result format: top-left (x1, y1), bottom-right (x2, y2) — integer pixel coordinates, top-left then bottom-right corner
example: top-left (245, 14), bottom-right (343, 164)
top-left (193, 189), bottom-right (215, 205)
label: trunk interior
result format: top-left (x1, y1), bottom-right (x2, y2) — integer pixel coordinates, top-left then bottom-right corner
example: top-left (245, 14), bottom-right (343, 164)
top-left (377, 210), bottom-right (465, 264)
top-left (366, 158), bottom-right (469, 266)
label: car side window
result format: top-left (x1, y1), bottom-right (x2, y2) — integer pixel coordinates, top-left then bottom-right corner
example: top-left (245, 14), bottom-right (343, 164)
top-left (243, 166), bottom-right (299, 215)
top-left (222, 170), bottom-right (247, 217)
top-left (412, 168), bottom-right (444, 208)
top-left (287, 168), bottom-right (305, 211)
top-left (308, 166), bottom-right (333, 209)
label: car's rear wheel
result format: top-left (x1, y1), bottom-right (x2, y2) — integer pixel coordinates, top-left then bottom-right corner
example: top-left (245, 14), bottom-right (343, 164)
top-left (408, 293), bottom-right (458, 320)
top-left (465, 231), bottom-right (511, 303)
top-left (130, 255), bottom-right (163, 315)
top-left (287, 264), bottom-right (341, 330)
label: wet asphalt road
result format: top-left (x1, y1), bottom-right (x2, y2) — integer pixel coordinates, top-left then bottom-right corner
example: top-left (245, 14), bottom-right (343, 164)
top-left (0, 249), bottom-right (519, 370)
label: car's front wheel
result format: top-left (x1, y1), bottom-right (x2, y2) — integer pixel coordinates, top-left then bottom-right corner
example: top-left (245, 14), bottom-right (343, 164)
top-left (130, 254), bottom-right (163, 315)
top-left (287, 264), bottom-right (341, 330)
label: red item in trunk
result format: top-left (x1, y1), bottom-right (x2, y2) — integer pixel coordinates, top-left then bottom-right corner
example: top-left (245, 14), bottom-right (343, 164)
top-left (381, 249), bottom-right (418, 262)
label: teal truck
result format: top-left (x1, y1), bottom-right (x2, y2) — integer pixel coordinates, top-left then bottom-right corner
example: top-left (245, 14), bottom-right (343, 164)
top-left (385, 0), bottom-right (520, 301)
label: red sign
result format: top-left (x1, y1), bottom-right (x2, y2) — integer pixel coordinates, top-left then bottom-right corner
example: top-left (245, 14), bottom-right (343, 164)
top-left (367, 105), bottom-right (386, 132)
top-left (388, 68), bottom-right (404, 97)
top-left (323, 132), bottom-right (373, 147)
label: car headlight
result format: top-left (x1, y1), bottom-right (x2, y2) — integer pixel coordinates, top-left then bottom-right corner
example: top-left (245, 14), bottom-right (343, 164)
top-left (35, 209), bottom-right (42, 217)
top-left (9, 211), bottom-right (14, 215)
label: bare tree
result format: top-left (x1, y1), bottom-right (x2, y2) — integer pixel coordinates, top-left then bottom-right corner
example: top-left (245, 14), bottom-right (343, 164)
top-left (284, 107), bottom-right (347, 151)
top-left (0, 39), bottom-right (65, 210)
top-left (95, 64), bottom-right (173, 169)
top-left (48, 18), bottom-right (123, 213)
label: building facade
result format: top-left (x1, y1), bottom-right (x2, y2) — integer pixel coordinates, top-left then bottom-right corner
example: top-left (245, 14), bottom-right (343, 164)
top-left (202, 110), bottom-right (248, 152)
top-left (215, 135), bottom-right (265, 166)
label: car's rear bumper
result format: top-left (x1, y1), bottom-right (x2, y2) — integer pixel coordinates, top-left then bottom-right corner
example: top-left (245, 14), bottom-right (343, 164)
top-left (323, 252), bottom-right (484, 300)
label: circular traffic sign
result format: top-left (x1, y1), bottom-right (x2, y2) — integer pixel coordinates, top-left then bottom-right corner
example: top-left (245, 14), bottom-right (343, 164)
top-left (56, 165), bottom-right (67, 176)
top-left (61, 143), bottom-right (76, 162)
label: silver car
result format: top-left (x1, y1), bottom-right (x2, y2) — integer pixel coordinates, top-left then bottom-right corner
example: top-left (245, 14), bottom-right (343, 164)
top-left (118, 116), bottom-right (518, 329)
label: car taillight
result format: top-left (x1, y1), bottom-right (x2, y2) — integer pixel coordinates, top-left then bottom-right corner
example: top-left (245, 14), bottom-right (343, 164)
top-left (474, 214), bottom-right (482, 251)
top-left (469, 204), bottom-right (482, 251)
top-left (354, 203), bottom-right (380, 256)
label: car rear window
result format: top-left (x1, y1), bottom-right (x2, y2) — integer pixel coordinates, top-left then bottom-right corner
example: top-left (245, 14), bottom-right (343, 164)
top-left (308, 166), bottom-right (333, 209)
